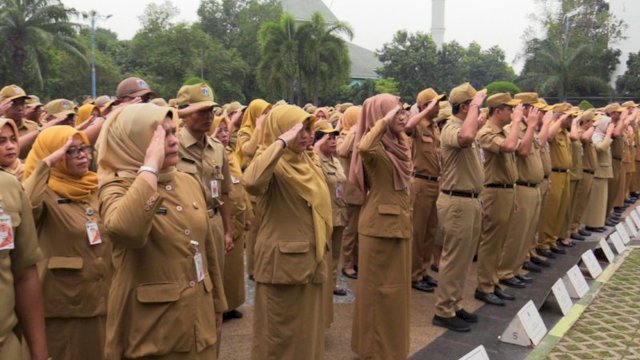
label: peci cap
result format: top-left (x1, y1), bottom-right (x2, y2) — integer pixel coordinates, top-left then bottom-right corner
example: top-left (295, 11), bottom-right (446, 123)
top-left (416, 88), bottom-right (445, 107)
top-left (448, 82), bottom-right (483, 106)
top-left (116, 77), bottom-right (155, 99)
top-left (44, 99), bottom-right (76, 119)
top-left (487, 93), bottom-right (521, 108)
top-left (175, 83), bottom-right (218, 116)
top-left (604, 103), bottom-right (623, 114)
top-left (0, 84), bottom-right (29, 102)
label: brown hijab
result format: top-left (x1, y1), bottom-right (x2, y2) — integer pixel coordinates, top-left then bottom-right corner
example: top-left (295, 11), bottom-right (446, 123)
top-left (349, 94), bottom-right (412, 192)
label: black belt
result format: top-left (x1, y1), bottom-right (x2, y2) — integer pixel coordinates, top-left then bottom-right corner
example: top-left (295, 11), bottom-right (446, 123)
top-left (413, 172), bottom-right (439, 182)
top-left (552, 168), bottom-right (569, 173)
top-left (441, 190), bottom-right (480, 198)
top-left (583, 169), bottom-right (595, 175)
top-left (613, 156), bottom-right (622, 161)
top-left (485, 183), bottom-right (515, 189)
top-left (516, 181), bottom-right (538, 188)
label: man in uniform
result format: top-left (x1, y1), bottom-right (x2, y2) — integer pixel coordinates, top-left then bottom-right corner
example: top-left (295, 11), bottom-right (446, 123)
top-left (115, 77), bottom-right (155, 105)
top-left (559, 109), bottom-right (584, 247)
top-left (24, 95), bottom-right (44, 125)
top-left (537, 103), bottom-right (574, 258)
top-left (42, 99), bottom-right (77, 126)
top-left (605, 103), bottom-right (626, 222)
top-left (569, 110), bottom-right (596, 240)
top-left (474, 93), bottom-right (522, 306)
top-left (0, 171), bottom-right (48, 359)
top-left (404, 87), bottom-right (444, 293)
top-left (0, 85), bottom-right (38, 158)
top-left (175, 83), bottom-right (233, 282)
top-left (432, 83), bottom-right (486, 332)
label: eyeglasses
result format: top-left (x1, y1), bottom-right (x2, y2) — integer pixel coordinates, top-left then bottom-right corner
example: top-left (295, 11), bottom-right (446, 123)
top-left (66, 146), bottom-right (89, 158)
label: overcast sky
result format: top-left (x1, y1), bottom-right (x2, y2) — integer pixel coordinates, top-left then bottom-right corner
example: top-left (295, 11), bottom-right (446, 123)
top-left (62, 0), bottom-right (541, 72)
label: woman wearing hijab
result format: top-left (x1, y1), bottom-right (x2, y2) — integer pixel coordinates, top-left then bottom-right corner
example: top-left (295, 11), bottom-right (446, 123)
top-left (76, 103), bottom-right (101, 129)
top-left (313, 107), bottom-right (329, 121)
top-left (97, 104), bottom-right (227, 360)
top-left (243, 105), bottom-right (331, 360)
top-left (0, 118), bottom-right (24, 180)
top-left (584, 114), bottom-right (615, 231)
top-left (235, 99), bottom-right (271, 169)
top-left (350, 94), bottom-right (412, 360)
top-left (22, 125), bottom-right (110, 360)
top-left (336, 106), bottom-right (363, 279)
top-left (212, 115), bottom-right (252, 321)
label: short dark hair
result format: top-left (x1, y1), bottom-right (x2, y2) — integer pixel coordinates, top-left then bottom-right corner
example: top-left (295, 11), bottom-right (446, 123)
top-left (452, 100), bottom-right (471, 115)
top-left (488, 104), bottom-right (509, 117)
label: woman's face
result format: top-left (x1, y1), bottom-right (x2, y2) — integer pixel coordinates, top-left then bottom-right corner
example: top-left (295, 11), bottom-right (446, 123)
top-left (290, 120), bottom-right (312, 154)
top-left (215, 121), bottom-right (230, 147)
top-left (389, 109), bottom-right (409, 136)
top-left (162, 117), bottom-right (180, 169)
top-left (0, 124), bottom-right (18, 167)
top-left (318, 133), bottom-right (337, 155)
top-left (65, 136), bottom-right (89, 177)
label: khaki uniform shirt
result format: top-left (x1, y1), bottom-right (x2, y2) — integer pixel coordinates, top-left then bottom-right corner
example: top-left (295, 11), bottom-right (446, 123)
top-left (177, 128), bottom-right (231, 211)
top-left (440, 116), bottom-right (484, 193)
top-left (569, 135), bottom-right (584, 180)
top-left (99, 174), bottom-right (227, 359)
top-left (0, 170), bottom-right (42, 346)
top-left (410, 120), bottom-right (441, 177)
top-left (357, 119), bottom-right (411, 239)
top-left (594, 136), bottom-right (614, 179)
top-left (611, 134), bottom-right (624, 161)
top-left (316, 152), bottom-right (348, 228)
top-left (16, 118), bottom-right (38, 137)
top-left (23, 162), bottom-right (111, 318)
top-left (582, 140), bottom-right (597, 172)
top-left (226, 149), bottom-right (251, 238)
top-left (550, 129), bottom-right (572, 169)
top-left (236, 130), bottom-right (260, 168)
top-left (477, 121), bottom-right (518, 185)
top-left (505, 123), bottom-right (545, 184)
top-left (336, 130), bottom-right (364, 205)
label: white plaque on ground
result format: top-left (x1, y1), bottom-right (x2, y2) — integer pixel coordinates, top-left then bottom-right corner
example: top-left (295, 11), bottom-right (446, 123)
top-left (626, 217), bottom-right (639, 238)
top-left (563, 265), bottom-right (589, 298)
top-left (609, 232), bottom-right (626, 254)
top-left (631, 212), bottom-right (640, 233)
top-left (616, 225), bottom-right (631, 244)
top-left (598, 238), bottom-right (615, 263)
top-left (634, 207), bottom-right (640, 219)
top-left (551, 278), bottom-right (574, 316)
top-left (580, 250), bottom-right (603, 279)
top-left (499, 300), bottom-right (547, 347)
top-left (458, 345), bottom-right (490, 360)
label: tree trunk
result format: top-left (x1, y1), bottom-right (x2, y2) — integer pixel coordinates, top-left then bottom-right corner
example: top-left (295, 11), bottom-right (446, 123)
top-left (11, 46), bottom-right (26, 85)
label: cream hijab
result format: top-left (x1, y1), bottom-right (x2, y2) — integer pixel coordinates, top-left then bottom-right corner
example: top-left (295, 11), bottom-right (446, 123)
top-left (96, 104), bottom-right (176, 185)
top-left (254, 105), bottom-right (332, 263)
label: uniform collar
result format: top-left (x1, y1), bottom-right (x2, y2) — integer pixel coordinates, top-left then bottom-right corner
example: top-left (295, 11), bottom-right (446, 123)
top-left (179, 126), bottom-right (216, 149)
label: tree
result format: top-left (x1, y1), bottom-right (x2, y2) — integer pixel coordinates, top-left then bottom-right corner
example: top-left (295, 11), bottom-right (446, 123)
top-left (138, 0), bottom-right (179, 33)
top-left (486, 81), bottom-right (521, 96)
top-left (0, 0), bottom-right (86, 87)
top-left (616, 51), bottom-right (640, 98)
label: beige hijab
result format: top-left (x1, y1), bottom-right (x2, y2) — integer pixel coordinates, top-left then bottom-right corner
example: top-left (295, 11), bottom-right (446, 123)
top-left (254, 105), bottom-right (332, 263)
top-left (0, 118), bottom-right (23, 180)
top-left (96, 104), bottom-right (176, 185)
top-left (349, 93), bottom-right (412, 192)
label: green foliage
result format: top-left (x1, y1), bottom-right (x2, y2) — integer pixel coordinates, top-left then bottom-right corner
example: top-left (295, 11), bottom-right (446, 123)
top-left (377, 31), bottom-right (516, 101)
top-left (374, 78), bottom-right (399, 95)
top-left (616, 52), bottom-right (640, 98)
top-left (486, 81), bottom-right (521, 96)
top-left (323, 77), bottom-right (399, 105)
top-left (578, 99), bottom-right (594, 110)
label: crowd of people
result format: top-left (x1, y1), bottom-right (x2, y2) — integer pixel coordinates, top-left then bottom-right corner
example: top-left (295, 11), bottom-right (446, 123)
top-left (0, 76), bottom-right (639, 360)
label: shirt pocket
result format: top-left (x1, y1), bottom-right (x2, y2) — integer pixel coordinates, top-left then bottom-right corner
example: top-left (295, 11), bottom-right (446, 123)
top-left (271, 241), bottom-right (315, 284)
top-left (43, 256), bottom-right (85, 314)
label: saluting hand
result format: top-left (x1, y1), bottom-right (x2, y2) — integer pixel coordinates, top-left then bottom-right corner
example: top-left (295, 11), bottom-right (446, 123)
top-left (541, 110), bottom-right (553, 125)
top-left (43, 136), bottom-right (73, 168)
top-left (0, 98), bottom-right (11, 116)
top-left (606, 123), bottom-right (615, 136)
top-left (278, 122), bottom-right (304, 145)
top-left (383, 105), bottom-right (402, 124)
top-left (470, 90), bottom-right (487, 108)
top-left (526, 107), bottom-right (541, 127)
top-left (143, 125), bottom-right (166, 170)
top-left (511, 104), bottom-right (524, 123)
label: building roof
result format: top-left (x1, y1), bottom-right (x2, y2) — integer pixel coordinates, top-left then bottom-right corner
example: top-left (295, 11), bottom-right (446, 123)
top-left (281, 0), bottom-right (380, 80)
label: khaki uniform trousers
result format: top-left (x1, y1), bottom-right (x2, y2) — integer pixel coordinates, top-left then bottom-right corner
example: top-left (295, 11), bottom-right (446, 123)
top-left (253, 283), bottom-right (325, 360)
top-left (607, 160), bottom-right (622, 213)
top-left (245, 201), bottom-right (259, 276)
top-left (341, 205), bottom-right (360, 270)
top-left (584, 177), bottom-right (609, 228)
top-left (0, 332), bottom-right (21, 360)
top-left (324, 226), bottom-right (345, 328)
top-left (123, 346), bottom-right (217, 360)
top-left (46, 316), bottom-right (105, 360)
top-left (624, 170), bottom-right (634, 201)
top-left (434, 194), bottom-right (482, 318)
top-left (476, 188), bottom-right (515, 293)
top-left (632, 162), bottom-right (640, 193)
top-left (562, 179), bottom-right (580, 238)
top-left (410, 178), bottom-right (439, 282)
top-left (571, 173), bottom-right (593, 233)
top-left (210, 213), bottom-right (225, 272)
top-left (223, 232), bottom-right (246, 310)
top-left (499, 185), bottom-right (541, 280)
top-left (351, 235), bottom-right (410, 360)
top-left (529, 178), bottom-right (550, 260)
top-left (538, 172), bottom-right (571, 249)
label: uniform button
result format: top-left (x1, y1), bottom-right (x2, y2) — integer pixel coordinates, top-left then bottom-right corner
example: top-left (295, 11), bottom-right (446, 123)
top-left (189, 281), bottom-right (196, 288)
top-left (176, 205), bottom-right (183, 212)
top-left (165, 185), bottom-right (173, 191)
top-left (184, 229), bottom-right (191, 236)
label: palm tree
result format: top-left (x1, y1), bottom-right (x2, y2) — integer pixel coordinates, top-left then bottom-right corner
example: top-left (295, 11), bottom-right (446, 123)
top-left (0, 0), bottom-right (86, 87)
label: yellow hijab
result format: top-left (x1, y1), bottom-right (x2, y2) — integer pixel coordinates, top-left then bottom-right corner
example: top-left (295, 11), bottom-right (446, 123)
top-left (212, 115), bottom-right (243, 179)
top-left (96, 104), bottom-right (176, 185)
top-left (255, 105), bottom-right (332, 263)
top-left (23, 126), bottom-right (98, 201)
top-left (340, 105), bottom-right (362, 134)
top-left (76, 103), bottom-right (96, 126)
top-left (0, 118), bottom-right (24, 180)
top-left (235, 99), bottom-right (271, 165)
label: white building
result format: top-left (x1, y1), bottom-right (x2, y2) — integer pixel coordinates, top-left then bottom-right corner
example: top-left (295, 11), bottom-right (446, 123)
top-left (609, 0), bottom-right (640, 87)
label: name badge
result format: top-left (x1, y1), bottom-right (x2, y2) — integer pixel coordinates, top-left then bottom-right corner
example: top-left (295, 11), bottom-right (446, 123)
top-left (0, 213), bottom-right (15, 250)
top-left (335, 182), bottom-right (344, 199)
top-left (86, 221), bottom-right (102, 245)
top-left (191, 240), bottom-right (205, 282)
top-left (210, 180), bottom-right (220, 198)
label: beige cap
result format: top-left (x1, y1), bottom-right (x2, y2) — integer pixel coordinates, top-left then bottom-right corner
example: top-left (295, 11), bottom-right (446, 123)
top-left (44, 99), bottom-right (76, 118)
top-left (416, 88), bottom-right (445, 107)
top-left (552, 102), bottom-right (572, 113)
top-left (226, 101), bottom-right (246, 114)
top-left (434, 101), bottom-right (452, 123)
top-left (487, 93), bottom-right (521, 108)
top-left (0, 85), bottom-right (28, 102)
top-left (449, 82), bottom-right (480, 106)
top-left (150, 98), bottom-right (168, 107)
top-left (175, 83), bottom-right (218, 116)
top-left (313, 119), bottom-right (339, 135)
top-left (579, 108), bottom-right (596, 122)
top-left (515, 92), bottom-right (547, 109)
top-left (26, 95), bottom-right (43, 108)
top-left (621, 101), bottom-right (638, 108)
top-left (116, 77), bottom-right (155, 99)
top-left (604, 103), bottom-right (623, 114)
